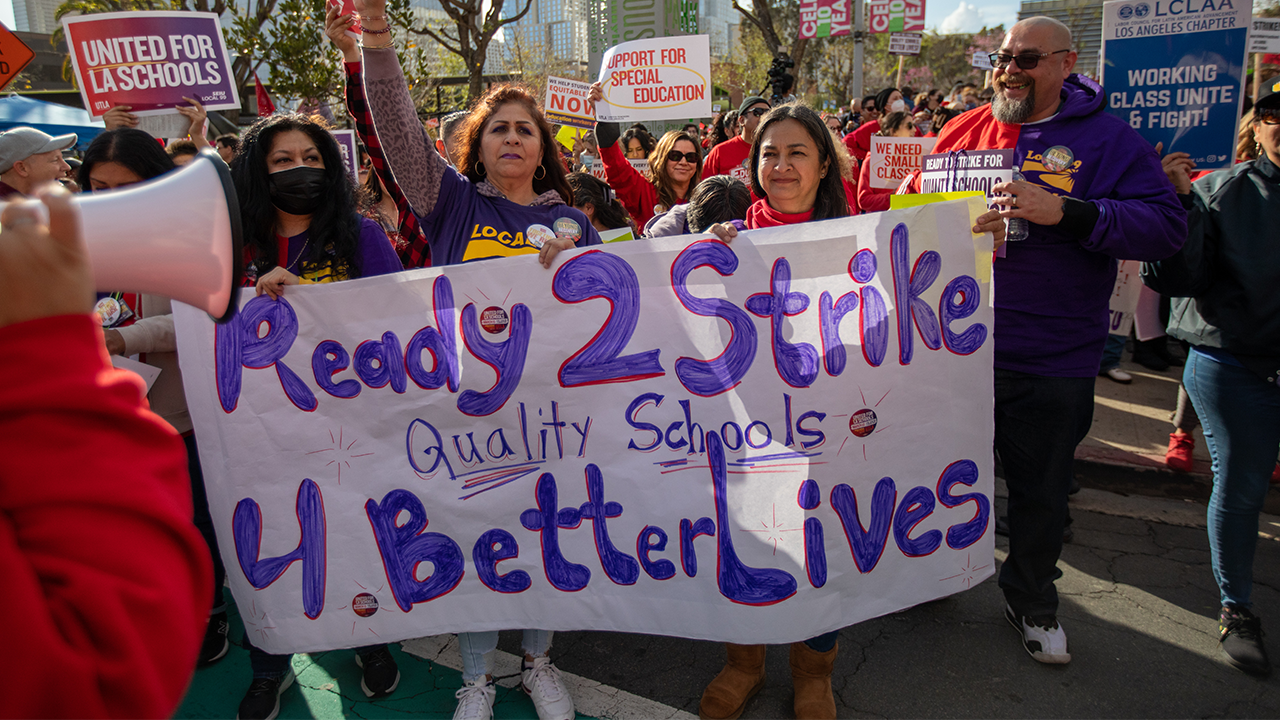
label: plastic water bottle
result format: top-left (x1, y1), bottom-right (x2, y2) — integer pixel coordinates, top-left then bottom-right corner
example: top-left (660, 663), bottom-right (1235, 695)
top-left (1006, 171), bottom-right (1029, 242)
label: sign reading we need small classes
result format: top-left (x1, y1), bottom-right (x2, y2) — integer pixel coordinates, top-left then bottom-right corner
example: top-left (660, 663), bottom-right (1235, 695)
top-left (867, 136), bottom-right (936, 190)
top-left (596, 35), bottom-right (711, 123)
top-left (63, 11), bottom-right (240, 117)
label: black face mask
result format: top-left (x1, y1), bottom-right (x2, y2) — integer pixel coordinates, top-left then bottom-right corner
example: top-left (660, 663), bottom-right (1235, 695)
top-left (268, 165), bottom-right (327, 215)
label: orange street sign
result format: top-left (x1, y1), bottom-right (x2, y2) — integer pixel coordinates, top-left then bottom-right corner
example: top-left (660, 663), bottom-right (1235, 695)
top-left (0, 25), bottom-right (36, 90)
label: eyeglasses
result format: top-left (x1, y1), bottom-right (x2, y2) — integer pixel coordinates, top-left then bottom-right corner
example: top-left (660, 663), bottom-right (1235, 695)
top-left (1258, 109), bottom-right (1280, 126)
top-left (746, 107), bottom-right (769, 117)
top-left (666, 150), bottom-right (700, 164)
top-left (988, 49), bottom-right (1070, 70)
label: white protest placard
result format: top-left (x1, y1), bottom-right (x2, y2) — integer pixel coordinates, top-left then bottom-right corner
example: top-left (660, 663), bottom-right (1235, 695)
top-left (111, 355), bottom-right (162, 393)
top-left (588, 157), bottom-right (649, 181)
top-left (889, 32), bottom-right (922, 56)
top-left (1252, 17), bottom-right (1280, 53)
top-left (175, 198), bottom-right (996, 654)
top-left (920, 149), bottom-right (1014, 209)
top-left (545, 76), bottom-right (595, 130)
top-left (332, 129), bottom-right (359, 179)
top-left (62, 11), bottom-right (240, 118)
top-left (971, 52), bottom-right (994, 70)
top-left (595, 35), bottom-right (711, 123)
top-left (867, 136), bottom-right (936, 190)
top-left (1108, 260), bottom-right (1143, 336)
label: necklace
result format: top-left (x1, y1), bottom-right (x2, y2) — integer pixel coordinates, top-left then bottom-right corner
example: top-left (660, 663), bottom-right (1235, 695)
top-left (287, 234), bottom-right (312, 271)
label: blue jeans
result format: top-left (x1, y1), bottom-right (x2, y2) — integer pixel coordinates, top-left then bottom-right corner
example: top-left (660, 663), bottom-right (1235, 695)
top-left (994, 369), bottom-right (1095, 618)
top-left (1184, 350), bottom-right (1280, 609)
top-left (458, 630), bottom-right (553, 682)
top-left (1099, 334), bottom-right (1126, 372)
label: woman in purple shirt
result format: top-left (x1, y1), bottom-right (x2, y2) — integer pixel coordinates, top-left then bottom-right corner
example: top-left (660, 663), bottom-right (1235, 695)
top-left (227, 113), bottom-right (405, 720)
top-left (229, 114), bottom-right (403, 300)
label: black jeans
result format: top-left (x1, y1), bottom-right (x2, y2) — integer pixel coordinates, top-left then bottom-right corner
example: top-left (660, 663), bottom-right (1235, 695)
top-left (994, 368), bottom-right (1094, 618)
top-left (185, 434), bottom-right (225, 612)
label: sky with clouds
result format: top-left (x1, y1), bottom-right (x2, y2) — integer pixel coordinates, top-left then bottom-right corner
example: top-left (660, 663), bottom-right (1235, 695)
top-left (0, 0), bottom-right (1016, 50)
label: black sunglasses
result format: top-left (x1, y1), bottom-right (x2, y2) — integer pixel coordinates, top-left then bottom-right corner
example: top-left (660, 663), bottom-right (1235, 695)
top-left (988, 49), bottom-right (1069, 70)
top-left (746, 107), bottom-right (769, 117)
top-left (666, 150), bottom-right (700, 164)
top-left (1258, 107), bottom-right (1280, 125)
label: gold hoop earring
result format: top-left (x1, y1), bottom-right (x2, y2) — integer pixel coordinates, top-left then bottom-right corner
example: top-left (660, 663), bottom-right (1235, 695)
top-left (476, 161), bottom-right (486, 176)
top-left (534, 164), bottom-right (547, 179)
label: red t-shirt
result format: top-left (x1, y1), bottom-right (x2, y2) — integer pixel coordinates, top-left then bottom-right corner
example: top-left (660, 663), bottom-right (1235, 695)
top-left (703, 136), bottom-right (752, 183)
top-left (843, 120), bottom-right (881, 162)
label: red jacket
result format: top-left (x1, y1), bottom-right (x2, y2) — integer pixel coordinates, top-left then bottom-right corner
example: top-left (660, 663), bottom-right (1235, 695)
top-left (843, 120), bottom-right (880, 162)
top-left (856, 157), bottom-right (896, 213)
top-left (0, 314), bottom-right (212, 718)
top-left (601, 143), bottom-right (686, 228)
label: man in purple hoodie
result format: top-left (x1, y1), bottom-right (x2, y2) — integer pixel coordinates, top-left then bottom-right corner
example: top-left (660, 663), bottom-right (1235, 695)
top-left (909, 17), bottom-right (1187, 664)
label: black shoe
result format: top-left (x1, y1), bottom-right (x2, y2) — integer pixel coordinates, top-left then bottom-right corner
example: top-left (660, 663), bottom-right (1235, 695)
top-left (198, 611), bottom-right (230, 667)
top-left (1220, 606), bottom-right (1272, 677)
top-left (237, 669), bottom-right (295, 720)
top-left (355, 646), bottom-right (401, 698)
top-left (1132, 339), bottom-right (1171, 371)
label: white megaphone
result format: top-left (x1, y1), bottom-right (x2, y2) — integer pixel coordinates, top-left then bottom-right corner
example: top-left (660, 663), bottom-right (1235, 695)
top-left (76, 148), bottom-right (244, 322)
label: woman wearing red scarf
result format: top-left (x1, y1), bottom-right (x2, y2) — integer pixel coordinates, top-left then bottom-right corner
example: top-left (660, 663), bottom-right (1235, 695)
top-left (698, 103), bottom-right (848, 720)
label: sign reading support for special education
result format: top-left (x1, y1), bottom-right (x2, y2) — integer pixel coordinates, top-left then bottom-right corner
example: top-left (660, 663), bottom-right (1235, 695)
top-left (1100, 0), bottom-right (1249, 169)
top-left (175, 199), bottom-right (997, 654)
top-left (544, 76), bottom-right (595, 130)
top-left (868, 0), bottom-right (925, 33)
top-left (867, 136), bottom-right (936, 189)
top-left (596, 35), bottom-right (712, 123)
top-left (1252, 17), bottom-right (1280, 54)
top-left (798, 0), bottom-right (852, 39)
top-left (62, 11), bottom-right (240, 118)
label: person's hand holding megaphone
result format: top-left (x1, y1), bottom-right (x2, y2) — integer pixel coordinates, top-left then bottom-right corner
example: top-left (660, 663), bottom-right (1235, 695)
top-left (0, 184), bottom-right (95, 328)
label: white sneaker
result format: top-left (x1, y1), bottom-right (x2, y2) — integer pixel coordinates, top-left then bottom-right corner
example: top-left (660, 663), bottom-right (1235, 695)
top-left (1100, 367), bottom-right (1133, 383)
top-left (521, 656), bottom-right (575, 720)
top-left (453, 677), bottom-right (496, 720)
top-left (1006, 604), bottom-right (1072, 664)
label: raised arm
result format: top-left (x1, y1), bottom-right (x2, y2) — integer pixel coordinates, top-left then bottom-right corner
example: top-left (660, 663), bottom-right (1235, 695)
top-left (354, 0), bottom-right (446, 218)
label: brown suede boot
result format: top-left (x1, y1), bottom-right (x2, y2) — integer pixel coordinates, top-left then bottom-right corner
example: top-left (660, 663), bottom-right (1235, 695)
top-left (789, 641), bottom-right (838, 720)
top-left (698, 643), bottom-right (767, 720)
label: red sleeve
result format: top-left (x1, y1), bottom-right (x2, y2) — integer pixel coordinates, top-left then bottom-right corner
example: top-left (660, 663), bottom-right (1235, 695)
top-left (857, 160), bottom-right (892, 212)
top-left (843, 177), bottom-right (860, 214)
top-left (703, 141), bottom-right (725, 176)
top-left (601, 142), bottom-right (660, 227)
top-left (0, 314), bottom-right (212, 719)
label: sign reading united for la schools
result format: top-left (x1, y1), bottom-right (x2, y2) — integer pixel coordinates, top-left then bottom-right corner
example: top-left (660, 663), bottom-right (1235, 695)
top-left (175, 199), bottom-right (997, 654)
top-left (62, 11), bottom-right (240, 117)
top-left (1100, 0), bottom-right (1249, 169)
top-left (596, 35), bottom-right (711, 123)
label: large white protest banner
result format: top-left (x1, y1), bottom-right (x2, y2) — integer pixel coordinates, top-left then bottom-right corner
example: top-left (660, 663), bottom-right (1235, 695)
top-left (595, 35), bottom-right (712, 123)
top-left (867, 136), bottom-right (936, 190)
top-left (176, 199), bottom-right (996, 654)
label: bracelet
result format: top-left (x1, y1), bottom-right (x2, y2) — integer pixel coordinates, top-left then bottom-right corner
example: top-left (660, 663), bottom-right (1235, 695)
top-left (359, 13), bottom-right (388, 20)
top-left (363, 24), bottom-right (392, 34)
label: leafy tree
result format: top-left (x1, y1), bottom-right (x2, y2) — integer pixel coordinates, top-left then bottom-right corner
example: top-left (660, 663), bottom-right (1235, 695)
top-left (712, 21), bottom-right (775, 99)
top-left (390, 0), bottom-right (533, 101)
top-left (730, 0), bottom-right (826, 87)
